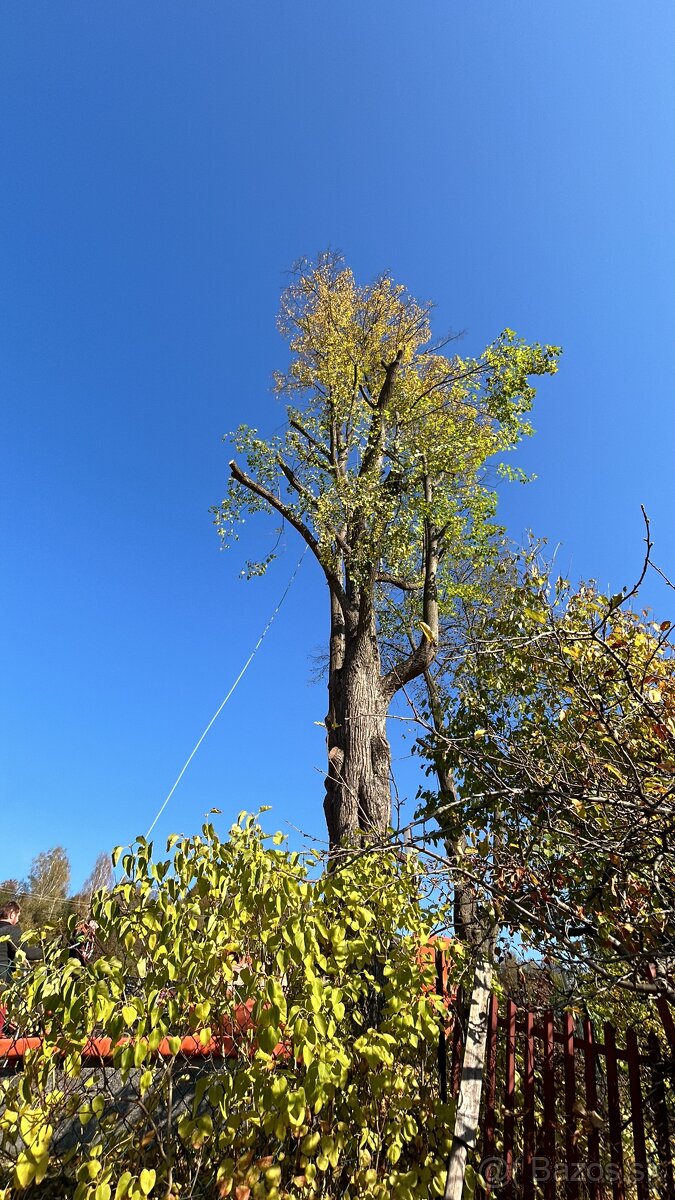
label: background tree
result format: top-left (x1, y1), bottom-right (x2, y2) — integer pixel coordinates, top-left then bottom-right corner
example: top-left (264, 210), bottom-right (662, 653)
top-left (415, 534), bottom-right (675, 1006)
top-left (2, 848), bottom-right (113, 932)
top-left (0, 877), bottom-right (26, 910)
top-left (23, 846), bottom-right (71, 929)
top-left (380, 541), bottom-right (521, 950)
top-left (215, 253), bottom-right (559, 847)
top-left (71, 850), bottom-right (113, 914)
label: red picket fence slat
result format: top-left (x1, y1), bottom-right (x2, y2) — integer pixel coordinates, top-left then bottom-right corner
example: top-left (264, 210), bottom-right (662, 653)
top-left (625, 1027), bottom-right (649, 1200)
top-left (648, 1032), bottom-right (675, 1200)
top-left (562, 1012), bottom-right (580, 1200)
top-left (542, 1010), bottom-right (557, 1200)
top-left (604, 1021), bottom-right (626, 1200)
top-left (523, 1008), bottom-right (536, 1200)
top-left (583, 1017), bottom-right (603, 1200)
top-left (482, 992), bottom-right (499, 1182)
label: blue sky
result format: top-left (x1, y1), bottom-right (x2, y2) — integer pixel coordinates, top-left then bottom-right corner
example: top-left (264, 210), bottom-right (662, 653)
top-left (1, 3), bottom-right (674, 889)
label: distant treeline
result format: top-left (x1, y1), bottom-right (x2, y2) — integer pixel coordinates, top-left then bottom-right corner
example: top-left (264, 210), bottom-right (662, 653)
top-left (0, 846), bottom-right (112, 931)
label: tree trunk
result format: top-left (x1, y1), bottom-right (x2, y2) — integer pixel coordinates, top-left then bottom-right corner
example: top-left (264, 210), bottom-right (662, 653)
top-left (323, 602), bottom-right (392, 849)
top-left (444, 956), bottom-right (493, 1200)
top-left (423, 670), bottom-right (484, 950)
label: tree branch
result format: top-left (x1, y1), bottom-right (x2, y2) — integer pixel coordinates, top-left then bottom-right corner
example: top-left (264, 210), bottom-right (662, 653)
top-left (289, 418), bottom-right (332, 463)
top-left (381, 493), bottom-right (440, 697)
top-left (277, 457), bottom-right (319, 511)
top-left (359, 350), bottom-right (403, 479)
top-left (229, 459), bottom-right (347, 608)
top-left (375, 574), bottom-right (423, 591)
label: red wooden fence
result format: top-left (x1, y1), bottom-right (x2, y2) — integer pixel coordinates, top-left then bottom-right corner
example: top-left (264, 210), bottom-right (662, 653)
top-left (441, 993), bottom-right (675, 1200)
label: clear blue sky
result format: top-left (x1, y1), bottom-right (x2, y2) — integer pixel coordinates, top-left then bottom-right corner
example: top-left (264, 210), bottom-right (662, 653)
top-left (1, 3), bottom-right (674, 888)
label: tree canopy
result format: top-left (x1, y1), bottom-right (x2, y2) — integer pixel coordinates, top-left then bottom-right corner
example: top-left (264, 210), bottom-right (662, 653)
top-left (1, 846), bottom-right (112, 932)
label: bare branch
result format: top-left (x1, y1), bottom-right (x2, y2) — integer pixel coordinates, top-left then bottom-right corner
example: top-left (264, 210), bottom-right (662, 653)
top-left (289, 418), bottom-right (332, 463)
top-left (375, 574), bottom-right (422, 592)
top-left (229, 459), bottom-right (347, 608)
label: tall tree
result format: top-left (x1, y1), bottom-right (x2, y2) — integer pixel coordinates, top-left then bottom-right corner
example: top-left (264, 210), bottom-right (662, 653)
top-left (215, 254), bottom-right (559, 846)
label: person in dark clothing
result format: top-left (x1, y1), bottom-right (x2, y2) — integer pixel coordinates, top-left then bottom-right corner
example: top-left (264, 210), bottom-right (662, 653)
top-left (0, 900), bottom-right (43, 984)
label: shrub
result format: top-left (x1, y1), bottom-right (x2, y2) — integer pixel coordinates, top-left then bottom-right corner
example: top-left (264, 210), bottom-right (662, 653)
top-left (0, 814), bottom-right (464, 1199)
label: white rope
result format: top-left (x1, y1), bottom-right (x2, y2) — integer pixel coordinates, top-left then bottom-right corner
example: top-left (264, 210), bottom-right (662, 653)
top-left (144, 548), bottom-right (308, 840)
top-left (0, 551), bottom-right (309, 909)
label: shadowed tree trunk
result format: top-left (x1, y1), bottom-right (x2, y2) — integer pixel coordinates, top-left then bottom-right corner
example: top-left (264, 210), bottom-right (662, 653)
top-left (423, 668), bottom-right (485, 947)
top-left (324, 595), bottom-right (393, 847)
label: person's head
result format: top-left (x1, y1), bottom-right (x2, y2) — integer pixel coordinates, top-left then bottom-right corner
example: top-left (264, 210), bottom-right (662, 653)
top-left (0, 901), bottom-right (21, 925)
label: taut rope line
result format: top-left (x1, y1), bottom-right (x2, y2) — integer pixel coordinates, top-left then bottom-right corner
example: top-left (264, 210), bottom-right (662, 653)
top-left (144, 548), bottom-right (308, 840)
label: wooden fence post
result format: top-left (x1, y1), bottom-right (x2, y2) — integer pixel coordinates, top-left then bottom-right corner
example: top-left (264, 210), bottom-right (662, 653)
top-left (582, 1017), bottom-right (602, 1200)
top-left (604, 1021), bottom-right (625, 1200)
top-left (503, 999), bottom-right (517, 1200)
top-left (648, 1032), bottom-right (675, 1200)
top-left (562, 1012), bottom-right (579, 1200)
top-left (480, 992), bottom-right (499, 1192)
top-left (523, 1009), bottom-right (536, 1200)
top-left (625, 1026), bottom-right (649, 1200)
top-left (450, 989), bottom-right (464, 1100)
top-left (542, 1011), bottom-right (556, 1200)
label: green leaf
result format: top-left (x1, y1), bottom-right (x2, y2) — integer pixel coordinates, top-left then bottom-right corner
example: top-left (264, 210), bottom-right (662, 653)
top-left (115, 1171), bottom-right (133, 1199)
top-left (139, 1070), bottom-right (153, 1096)
top-left (257, 1024), bottom-right (280, 1054)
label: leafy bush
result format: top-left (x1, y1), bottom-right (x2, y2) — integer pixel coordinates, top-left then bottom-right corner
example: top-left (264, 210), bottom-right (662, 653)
top-left (0, 814), bottom-right (464, 1199)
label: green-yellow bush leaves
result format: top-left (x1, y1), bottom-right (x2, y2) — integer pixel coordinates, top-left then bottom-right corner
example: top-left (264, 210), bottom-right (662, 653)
top-left (0, 814), bottom-right (460, 1198)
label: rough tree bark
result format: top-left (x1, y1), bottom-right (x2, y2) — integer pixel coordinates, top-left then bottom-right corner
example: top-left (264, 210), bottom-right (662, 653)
top-left (321, 506), bottom-right (439, 846)
top-left (324, 595), bottom-right (393, 848)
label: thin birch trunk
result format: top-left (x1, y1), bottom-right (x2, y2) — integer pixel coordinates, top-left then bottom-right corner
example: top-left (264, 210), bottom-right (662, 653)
top-left (444, 956), bottom-right (493, 1200)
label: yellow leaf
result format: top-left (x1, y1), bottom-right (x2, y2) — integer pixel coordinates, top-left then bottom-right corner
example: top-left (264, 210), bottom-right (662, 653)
top-left (15, 1157), bottom-right (36, 1188)
top-left (140, 1168), bottom-right (156, 1196)
top-left (419, 621), bottom-right (436, 644)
